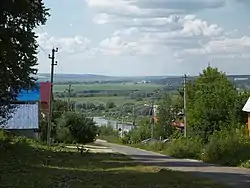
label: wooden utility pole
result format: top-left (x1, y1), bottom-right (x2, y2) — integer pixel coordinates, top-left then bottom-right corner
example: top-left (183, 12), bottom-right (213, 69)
top-left (151, 99), bottom-right (154, 139)
top-left (67, 84), bottom-right (72, 111)
top-left (132, 104), bottom-right (136, 128)
top-left (47, 47), bottom-right (58, 146)
top-left (183, 74), bottom-right (187, 137)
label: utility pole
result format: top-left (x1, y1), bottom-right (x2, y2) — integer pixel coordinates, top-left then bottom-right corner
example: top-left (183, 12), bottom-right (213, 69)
top-left (67, 84), bottom-right (72, 111)
top-left (150, 90), bottom-right (159, 139)
top-left (47, 47), bottom-right (58, 146)
top-left (121, 118), bottom-right (124, 137)
top-left (183, 74), bottom-right (187, 137)
top-left (151, 98), bottom-right (154, 139)
top-left (132, 104), bottom-right (136, 128)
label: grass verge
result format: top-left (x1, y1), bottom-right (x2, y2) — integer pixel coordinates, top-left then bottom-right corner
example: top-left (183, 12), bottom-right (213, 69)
top-left (0, 136), bottom-right (228, 188)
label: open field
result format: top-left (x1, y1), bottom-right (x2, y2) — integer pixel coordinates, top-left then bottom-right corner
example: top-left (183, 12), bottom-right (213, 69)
top-left (64, 96), bottom-right (149, 105)
top-left (54, 83), bottom-right (163, 92)
top-left (0, 137), bottom-right (228, 188)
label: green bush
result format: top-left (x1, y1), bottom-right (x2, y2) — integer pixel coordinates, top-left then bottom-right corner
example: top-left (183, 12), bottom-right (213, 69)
top-left (165, 137), bottom-right (203, 159)
top-left (121, 132), bottom-right (131, 144)
top-left (62, 112), bottom-right (98, 144)
top-left (241, 160), bottom-right (250, 168)
top-left (201, 129), bottom-right (250, 166)
top-left (98, 125), bottom-right (118, 137)
top-left (56, 126), bottom-right (74, 143)
top-left (0, 130), bottom-right (11, 151)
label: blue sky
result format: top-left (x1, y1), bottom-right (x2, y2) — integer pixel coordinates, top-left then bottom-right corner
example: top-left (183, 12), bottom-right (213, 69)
top-left (37, 0), bottom-right (250, 76)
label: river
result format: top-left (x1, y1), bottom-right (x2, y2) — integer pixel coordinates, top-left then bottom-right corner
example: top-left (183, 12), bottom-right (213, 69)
top-left (93, 117), bottom-right (134, 131)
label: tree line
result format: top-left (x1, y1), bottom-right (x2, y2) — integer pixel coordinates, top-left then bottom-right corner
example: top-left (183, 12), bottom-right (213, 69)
top-left (100, 66), bottom-right (250, 167)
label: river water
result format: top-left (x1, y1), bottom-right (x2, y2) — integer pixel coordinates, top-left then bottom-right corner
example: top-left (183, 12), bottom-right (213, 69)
top-left (93, 117), bottom-right (133, 131)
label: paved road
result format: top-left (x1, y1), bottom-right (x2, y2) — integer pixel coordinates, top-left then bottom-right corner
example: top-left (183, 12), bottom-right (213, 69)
top-left (96, 141), bottom-right (250, 188)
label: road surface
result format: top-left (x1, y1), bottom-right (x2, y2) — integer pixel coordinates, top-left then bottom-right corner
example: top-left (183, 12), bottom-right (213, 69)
top-left (96, 140), bottom-right (250, 188)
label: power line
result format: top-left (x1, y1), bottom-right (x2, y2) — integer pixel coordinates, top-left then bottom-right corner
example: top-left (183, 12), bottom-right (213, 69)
top-left (38, 26), bottom-right (62, 50)
top-left (38, 26), bottom-right (55, 48)
top-left (37, 44), bottom-right (48, 55)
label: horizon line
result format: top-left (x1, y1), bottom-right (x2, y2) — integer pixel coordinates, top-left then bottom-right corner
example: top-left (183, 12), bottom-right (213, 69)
top-left (36, 73), bottom-right (250, 77)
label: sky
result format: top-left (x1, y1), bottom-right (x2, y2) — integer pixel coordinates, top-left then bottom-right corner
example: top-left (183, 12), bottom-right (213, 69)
top-left (36, 0), bottom-right (250, 76)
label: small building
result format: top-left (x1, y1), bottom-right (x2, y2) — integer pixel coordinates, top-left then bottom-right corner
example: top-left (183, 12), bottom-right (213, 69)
top-left (1, 82), bottom-right (51, 139)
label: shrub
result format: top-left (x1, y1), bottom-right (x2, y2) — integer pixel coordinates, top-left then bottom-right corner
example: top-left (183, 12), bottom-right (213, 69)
top-left (0, 130), bottom-right (11, 151)
top-left (201, 129), bottom-right (250, 166)
top-left (63, 112), bottom-right (98, 145)
top-left (56, 126), bottom-right (74, 143)
top-left (121, 132), bottom-right (131, 144)
top-left (241, 160), bottom-right (250, 168)
top-left (165, 137), bottom-right (203, 159)
top-left (98, 125), bottom-right (118, 137)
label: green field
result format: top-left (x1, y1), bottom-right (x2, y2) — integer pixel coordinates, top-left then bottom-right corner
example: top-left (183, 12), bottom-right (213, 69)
top-left (54, 83), bottom-right (162, 92)
top-left (59, 96), bottom-right (149, 106)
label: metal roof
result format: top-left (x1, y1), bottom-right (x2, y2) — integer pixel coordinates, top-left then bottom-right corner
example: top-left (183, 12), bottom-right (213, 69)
top-left (2, 103), bottom-right (39, 130)
top-left (16, 83), bottom-right (40, 101)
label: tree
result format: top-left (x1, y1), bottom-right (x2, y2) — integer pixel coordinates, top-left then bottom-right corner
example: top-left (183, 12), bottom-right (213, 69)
top-left (0, 0), bottom-right (49, 122)
top-left (156, 94), bottom-right (179, 139)
top-left (63, 112), bottom-right (98, 144)
top-left (52, 100), bottom-right (68, 121)
top-left (187, 66), bottom-right (238, 141)
top-left (97, 103), bottom-right (105, 111)
top-left (39, 100), bottom-right (67, 142)
top-left (235, 91), bottom-right (249, 124)
top-left (123, 118), bottom-right (151, 144)
top-left (98, 125), bottom-right (118, 137)
top-left (106, 101), bottom-right (116, 109)
top-left (55, 116), bottom-right (74, 143)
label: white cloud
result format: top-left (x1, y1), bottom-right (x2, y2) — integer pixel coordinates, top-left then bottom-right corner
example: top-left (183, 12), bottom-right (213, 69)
top-left (86, 0), bottom-right (189, 17)
top-left (134, 0), bottom-right (226, 12)
top-left (37, 33), bottom-right (91, 54)
top-left (93, 13), bottom-right (110, 24)
top-left (93, 13), bottom-right (181, 28)
top-left (179, 36), bottom-right (250, 58)
top-left (84, 0), bottom-right (250, 75)
top-left (86, 0), bottom-right (227, 18)
top-left (93, 14), bottom-right (223, 39)
top-left (98, 36), bottom-right (157, 56)
top-left (181, 16), bottom-right (223, 37)
top-left (95, 14), bottom-right (224, 57)
top-left (99, 36), bottom-right (136, 55)
top-left (85, 0), bottom-right (144, 16)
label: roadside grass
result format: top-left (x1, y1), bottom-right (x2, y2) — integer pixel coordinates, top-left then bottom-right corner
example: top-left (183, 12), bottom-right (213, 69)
top-left (0, 137), bottom-right (228, 188)
top-left (54, 83), bottom-right (162, 92)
